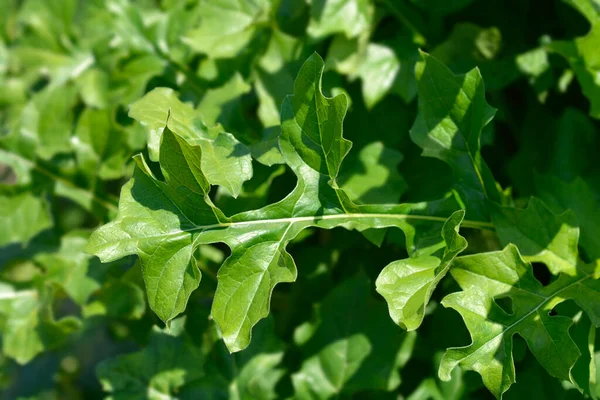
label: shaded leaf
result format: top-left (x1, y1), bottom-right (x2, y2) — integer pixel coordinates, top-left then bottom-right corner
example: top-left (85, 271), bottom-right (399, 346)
top-left (491, 198), bottom-right (580, 276)
top-left (34, 231), bottom-right (110, 305)
top-left (339, 141), bottom-right (406, 204)
top-left (82, 280), bottom-right (146, 320)
top-left (410, 51), bottom-right (500, 220)
top-left (0, 284), bottom-right (81, 364)
top-left (292, 274), bottom-right (416, 399)
top-left (181, 316), bottom-right (286, 399)
top-left (548, 0), bottom-right (600, 118)
top-left (534, 175), bottom-right (600, 261)
top-left (97, 319), bottom-right (204, 400)
top-left (0, 192), bottom-right (52, 247)
top-left (73, 108), bottom-right (129, 182)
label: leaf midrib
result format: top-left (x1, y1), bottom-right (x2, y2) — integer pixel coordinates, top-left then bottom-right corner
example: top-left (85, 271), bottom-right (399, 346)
top-left (93, 212), bottom-right (493, 251)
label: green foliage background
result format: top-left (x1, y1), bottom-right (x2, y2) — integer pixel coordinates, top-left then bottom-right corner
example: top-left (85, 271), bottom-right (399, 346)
top-left (1, 0), bottom-right (599, 399)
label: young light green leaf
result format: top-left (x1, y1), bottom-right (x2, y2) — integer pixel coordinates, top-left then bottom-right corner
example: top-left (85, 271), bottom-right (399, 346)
top-left (128, 87), bottom-right (253, 197)
top-left (410, 51), bottom-right (501, 221)
top-left (292, 274), bottom-right (416, 399)
top-left (327, 36), bottom-right (418, 108)
top-left (0, 192), bottom-right (52, 247)
top-left (439, 245), bottom-right (600, 399)
top-left (491, 197), bottom-right (579, 276)
top-left (357, 44), bottom-right (402, 108)
top-left (307, 0), bottom-right (373, 39)
top-left (182, 0), bottom-right (271, 58)
top-left (376, 210), bottom-right (467, 331)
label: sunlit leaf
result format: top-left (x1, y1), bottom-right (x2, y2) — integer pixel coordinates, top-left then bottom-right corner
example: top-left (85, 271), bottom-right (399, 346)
top-left (439, 245), bottom-right (600, 399)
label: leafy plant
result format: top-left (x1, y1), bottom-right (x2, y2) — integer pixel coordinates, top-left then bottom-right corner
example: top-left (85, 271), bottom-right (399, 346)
top-left (1, 0), bottom-right (599, 399)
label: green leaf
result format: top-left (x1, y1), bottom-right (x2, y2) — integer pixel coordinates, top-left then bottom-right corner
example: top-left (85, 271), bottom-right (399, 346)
top-left (182, 316), bottom-right (286, 399)
top-left (357, 44), bottom-right (403, 108)
top-left (17, 85), bottom-right (78, 160)
top-left (339, 141), bottom-right (407, 204)
top-left (86, 127), bottom-right (222, 325)
top-left (0, 127), bottom-right (120, 216)
top-left (34, 231), bottom-right (110, 305)
top-left (0, 192), bottom-right (52, 247)
top-left (515, 46), bottom-right (553, 102)
top-left (327, 35), bottom-right (419, 107)
top-left (182, 0), bottom-right (271, 59)
top-left (0, 283), bottom-right (81, 364)
top-left (548, 0), bottom-right (600, 118)
top-left (73, 108), bottom-right (129, 182)
top-left (249, 128), bottom-right (286, 167)
top-left (15, 0), bottom-right (77, 51)
top-left (103, 0), bottom-right (155, 54)
top-left (292, 274), bottom-right (416, 399)
top-left (491, 198), bottom-right (580, 276)
top-left (558, 302), bottom-right (597, 397)
top-left (547, 108), bottom-right (597, 181)
top-left (255, 29), bottom-right (306, 128)
top-left (88, 53), bottom-right (471, 353)
top-left (128, 87), bottom-right (253, 197)
top-left (223, 318), bottom-right (286, 399)
top-left (75, 68), bottom-right (109, 109)
top-left (432, 23), bottom-right (502, 74)
top-left (215, 162), bottom-right (286, 215)
top-left (411, 0), bottom-right (474, 14)
top-left (410, 52), bottom-right (500, 221)
top-left (439, 245), bottom-right (600, 399)
top-left (376, 210), bottom-right (467, 331)
top-left (307, 0), bottom-right (373, 39)
top-left (108, 55), bottom-right (166, 107)
top-left (278, 53), bottom-right (351, 179)
top-left (97, 320), bottom-right (204, 400)
top-left (82, 280), bottom-right (146, 320)
top-left (196, 73), bottom-right (252, 126)
top-left (534, 175), bottom-right (600, 261)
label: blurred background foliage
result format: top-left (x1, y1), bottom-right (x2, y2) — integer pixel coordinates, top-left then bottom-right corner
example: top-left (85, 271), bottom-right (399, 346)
top-left (0, 0), bottom-right (599, 398)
